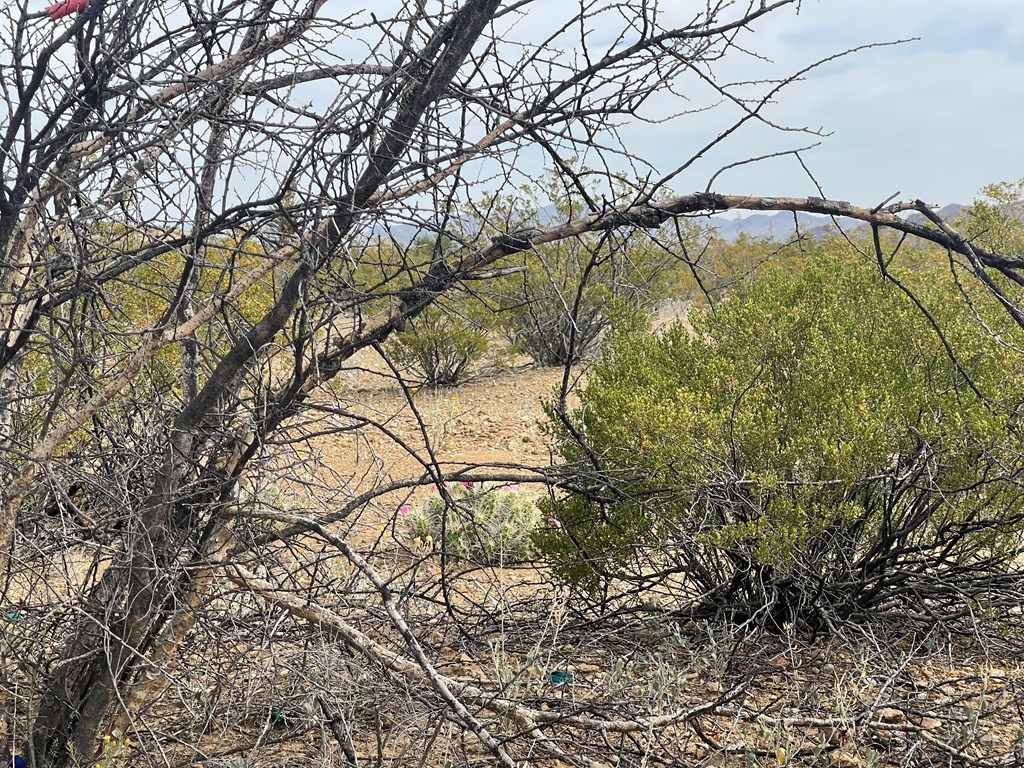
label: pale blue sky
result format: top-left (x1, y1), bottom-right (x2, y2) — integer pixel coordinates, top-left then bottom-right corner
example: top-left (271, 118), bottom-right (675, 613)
top-left (614, 0), bottom-right (1024, 207)
top-left (135, 0), bottom-right (1024, 219)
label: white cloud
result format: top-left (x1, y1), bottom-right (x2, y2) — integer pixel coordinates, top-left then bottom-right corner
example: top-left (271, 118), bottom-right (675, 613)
top-left (305, 1), bottom-right (1024, 207)
top-left (601, 1), bottom-right (1024, 205)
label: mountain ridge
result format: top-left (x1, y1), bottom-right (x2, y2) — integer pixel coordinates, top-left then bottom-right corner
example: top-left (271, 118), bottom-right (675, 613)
top-left (702, 203), bottom-right (970, 242)
top-left (373, 200), bottom-right (1022, 245)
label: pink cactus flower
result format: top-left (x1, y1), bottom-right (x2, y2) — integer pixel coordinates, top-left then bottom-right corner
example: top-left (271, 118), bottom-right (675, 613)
top-left (459, 481), bottom-right (474, 488)
top-left (399, 504), bottom-right (412, 516)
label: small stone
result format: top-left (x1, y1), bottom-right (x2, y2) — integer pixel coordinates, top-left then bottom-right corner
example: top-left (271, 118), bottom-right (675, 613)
top-left (707, 681), bottom-right (725, 693)
top-left (877, 707), bottom-right (906, 724)
top-left (919, 717), bottom-right (942, 729)
top-left (831, 752), bottom-right (861, 768)
top-left (577, 663), bottom-right (602, 674)
top-left (818, 725), bottom-right (848, 746)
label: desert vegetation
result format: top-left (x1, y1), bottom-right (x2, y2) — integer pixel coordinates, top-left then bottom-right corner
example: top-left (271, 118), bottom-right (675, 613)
top-left (541, 244), bottom-right (1024, 630)
top-left (2, 1), bottom-right (1024, 767)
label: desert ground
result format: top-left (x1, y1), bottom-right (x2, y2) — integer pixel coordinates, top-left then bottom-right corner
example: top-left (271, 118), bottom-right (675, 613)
top-left (198, 347), bottom-right (1024, 768)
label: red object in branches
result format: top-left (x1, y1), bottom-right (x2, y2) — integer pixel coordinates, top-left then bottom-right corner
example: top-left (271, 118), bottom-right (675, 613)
top-left (46, 0), bottom-right (88, 21)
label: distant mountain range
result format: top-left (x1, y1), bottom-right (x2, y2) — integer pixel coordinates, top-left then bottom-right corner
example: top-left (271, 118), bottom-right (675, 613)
top-left (371, 200), bottom-right (1024, 246)
top-left (528, 200), bottom-right (1005, 243)
top-left (702, 203), bottom-right (969, 243)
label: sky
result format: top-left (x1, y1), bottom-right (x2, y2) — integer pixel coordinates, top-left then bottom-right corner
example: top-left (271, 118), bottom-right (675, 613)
top-left (607, 0), bottom-right (1024, 209)
top-left (80, 0), bottom-right (1016, 221)
top-left (27, 0), bottom-right (1009, 221)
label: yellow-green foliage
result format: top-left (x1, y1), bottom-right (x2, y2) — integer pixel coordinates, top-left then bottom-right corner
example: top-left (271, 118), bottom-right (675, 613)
top-left (405, 483), bottom-right (541, 565)
top-left (539, 245), bottom-right (1024, 617)
top-left (471, 173), bottom-right (691, 366)
top-left (379, 236), bottom-right (499, 386)
top-left (19, 226), bottom-right (281, 438)
top-left (962, 179), bottom-right (1024, 253)
top-left (490, 236), bottom-right (670, 366)
top-left (389, 297), bottom-right (494, 386)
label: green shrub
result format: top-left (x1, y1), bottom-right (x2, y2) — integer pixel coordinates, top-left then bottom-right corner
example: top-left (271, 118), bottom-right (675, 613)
top-left (493, 247), bottom-right (676, 367)
top-left (538, 248), bottom-right (1024, 631)
top-left (405, 483), bottom-right (541, 565)
top-left (389, 299), bottom-right (492, 387)
top-left (497, 262), bottom-right (613, 366)
top-left (962, 178), bottom-right (1024, 254)
top-left (473, 173), bottom-right (692, 366)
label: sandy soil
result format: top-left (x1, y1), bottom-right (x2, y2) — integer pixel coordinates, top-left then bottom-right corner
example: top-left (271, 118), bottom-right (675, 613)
top-left (307, 349), bottom-right (572, 492)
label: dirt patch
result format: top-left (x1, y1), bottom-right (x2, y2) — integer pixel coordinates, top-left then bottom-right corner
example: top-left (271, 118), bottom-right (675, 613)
top-left (307, 350), bottom-right (570, 492)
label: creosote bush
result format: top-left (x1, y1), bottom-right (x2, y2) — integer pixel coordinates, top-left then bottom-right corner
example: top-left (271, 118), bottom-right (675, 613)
top-left (539, 247), bottom-right (1024, 631)
top-left (405, 482), bottom-right (541, 565)
top-left (476, 175), bottom-right (691, 366)
top-left (389, 299), bottom-right (494, 387)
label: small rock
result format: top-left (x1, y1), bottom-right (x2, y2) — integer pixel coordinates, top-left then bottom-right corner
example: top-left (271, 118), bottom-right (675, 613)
top-left (707, 681), bottom-right (725, 693)
top-left (877, 707), bottom-right (906, 724)
top-left (919, 717), bottom-right (942, 729)
top-left (818, 725), bottom-right (848, 746)
top-left (831, 752), bottom-right (861, 768)
top-left (577, 663), bottom-right (602, 674)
